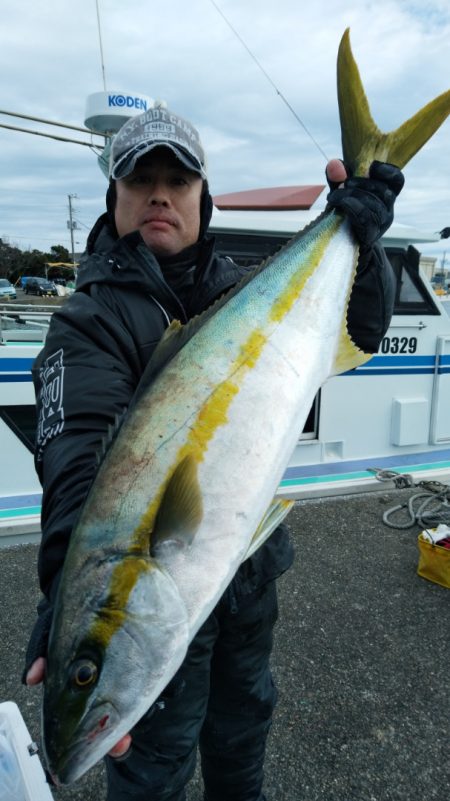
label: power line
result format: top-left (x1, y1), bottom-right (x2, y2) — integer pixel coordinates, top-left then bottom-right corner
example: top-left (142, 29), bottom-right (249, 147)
top-left (0, 108), bottom-right (104, 136)
top-left (208, 0), bottom-right (329, 162)
top-left (0, 233), bottom-right (79, 244)
top-left (0, 121), bottom-right (103, 149)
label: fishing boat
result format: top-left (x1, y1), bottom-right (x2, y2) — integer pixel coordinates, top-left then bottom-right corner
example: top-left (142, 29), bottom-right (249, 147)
top-left (0, 306), bottom-right (51, 544)
top-left (2, 188), bottom-right (450, 545)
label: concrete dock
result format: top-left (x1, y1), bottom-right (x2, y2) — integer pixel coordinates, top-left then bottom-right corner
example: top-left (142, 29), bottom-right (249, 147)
top-left (1, 488), bottom-right (448, 800)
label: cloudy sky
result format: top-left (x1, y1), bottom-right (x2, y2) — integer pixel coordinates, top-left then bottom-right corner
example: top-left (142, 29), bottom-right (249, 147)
top-left (1, 0), bottom-right (450, 266)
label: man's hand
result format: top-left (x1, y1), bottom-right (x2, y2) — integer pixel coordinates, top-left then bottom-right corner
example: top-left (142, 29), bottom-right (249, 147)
top-left (25, 656), bottom-right (46, 685)
top-left (325, 159), bottom-right (405, 250)
top-left (107, 734), bottom-right (132, 758)
top-left (25, 658), bottom-right (132, 758)
top-left (326, 158), bottom-right (348, 186)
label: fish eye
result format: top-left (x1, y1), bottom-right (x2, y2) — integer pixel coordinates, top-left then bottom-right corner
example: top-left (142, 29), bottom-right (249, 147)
top-left (71, 659), bottom-right (98, 688)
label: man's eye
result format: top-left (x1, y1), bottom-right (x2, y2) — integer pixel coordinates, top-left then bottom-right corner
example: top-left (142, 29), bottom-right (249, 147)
top-left (130, 175), bottom-right (151, 185)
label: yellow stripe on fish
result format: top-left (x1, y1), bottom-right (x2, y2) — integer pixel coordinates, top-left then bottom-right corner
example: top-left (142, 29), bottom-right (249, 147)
top-left (89, 556), bottom-right (153, 648)
top-left (269, 215), bottom-right (341, 323)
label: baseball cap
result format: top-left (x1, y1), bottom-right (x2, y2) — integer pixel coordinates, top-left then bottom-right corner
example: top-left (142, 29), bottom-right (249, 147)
top-left (110, 102), bottom-right (207, 180)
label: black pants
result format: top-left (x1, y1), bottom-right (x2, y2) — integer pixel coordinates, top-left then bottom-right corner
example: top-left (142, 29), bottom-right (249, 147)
top-left (105, 579), bottom-right (279, 801)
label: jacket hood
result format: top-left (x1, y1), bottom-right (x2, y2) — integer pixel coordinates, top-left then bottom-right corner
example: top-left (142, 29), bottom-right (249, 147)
top-left (74, 214), bottom-right (226, 323)
top-left (76, 216), bottom-right (166, 292)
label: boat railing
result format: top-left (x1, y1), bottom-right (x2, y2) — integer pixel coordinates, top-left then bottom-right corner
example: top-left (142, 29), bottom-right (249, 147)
top-left (0, 303), bottom-right (56, 344)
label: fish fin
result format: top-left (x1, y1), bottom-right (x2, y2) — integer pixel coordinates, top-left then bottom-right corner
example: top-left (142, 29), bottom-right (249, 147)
top-left (244, 499), bottom-right (295, 561)
top-left (330, 245), bottom-right (373, 375)
top-left (150, 455), bottom-right (203, 556)
top-left (338, 28), bottom-right (450, 176)
top-left (332, 326), bottom-right (372, 375)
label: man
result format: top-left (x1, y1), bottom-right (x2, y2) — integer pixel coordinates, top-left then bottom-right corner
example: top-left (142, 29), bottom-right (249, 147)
top-left (24, 103), bottom-right (403, 800)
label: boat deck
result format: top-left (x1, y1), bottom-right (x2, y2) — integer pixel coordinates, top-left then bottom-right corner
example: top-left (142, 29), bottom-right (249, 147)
top-left (1, 489), bottom-right (448, 801)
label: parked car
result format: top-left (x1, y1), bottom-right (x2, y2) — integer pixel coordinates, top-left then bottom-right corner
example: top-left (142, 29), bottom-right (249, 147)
top-left (24, 278), bottom-right (58, 297)
top-left (0, 278), bottom-right (17, 300)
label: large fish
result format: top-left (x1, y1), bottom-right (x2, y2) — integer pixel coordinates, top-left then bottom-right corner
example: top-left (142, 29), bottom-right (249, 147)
top-left (42, 29), bottom-right (450, 783)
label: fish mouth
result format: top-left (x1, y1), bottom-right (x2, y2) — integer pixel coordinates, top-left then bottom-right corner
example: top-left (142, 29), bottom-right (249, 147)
top-left (45, 701), bottom-right (121, 785)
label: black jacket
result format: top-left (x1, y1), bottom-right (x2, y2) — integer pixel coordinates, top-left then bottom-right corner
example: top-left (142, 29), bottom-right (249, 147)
top-left (26, 214), bottom-right (394, 666)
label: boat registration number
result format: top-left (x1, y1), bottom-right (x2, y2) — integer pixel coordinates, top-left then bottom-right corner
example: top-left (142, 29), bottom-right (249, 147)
top-left (380, 336), bottom-right (418, 354)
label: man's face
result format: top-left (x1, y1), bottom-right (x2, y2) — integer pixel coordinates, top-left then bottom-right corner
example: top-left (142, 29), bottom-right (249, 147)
top-left (114, 148), bottom-right (203, 257)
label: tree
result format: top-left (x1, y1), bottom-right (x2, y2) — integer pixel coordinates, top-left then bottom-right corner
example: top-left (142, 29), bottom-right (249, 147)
top-left (0, 238), bottom-right (25, 282)
top-left (0, 239), bottom-right (73, 284)
top-left (48, 244), bottom-right (71, 262)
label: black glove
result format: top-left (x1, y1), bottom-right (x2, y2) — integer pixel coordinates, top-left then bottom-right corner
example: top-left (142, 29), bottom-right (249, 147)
top-left (21, 601), bottom-right (53, 683)
top-left (326, 160), bottom-right (405, 250)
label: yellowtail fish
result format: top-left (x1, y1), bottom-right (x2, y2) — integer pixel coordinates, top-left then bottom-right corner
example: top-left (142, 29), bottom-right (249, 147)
top-left (42, 29), bottom-right (450, 784)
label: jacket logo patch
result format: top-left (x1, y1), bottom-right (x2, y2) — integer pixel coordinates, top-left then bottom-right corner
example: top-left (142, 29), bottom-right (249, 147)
top-left (36, 349), bottom-right (65, 458)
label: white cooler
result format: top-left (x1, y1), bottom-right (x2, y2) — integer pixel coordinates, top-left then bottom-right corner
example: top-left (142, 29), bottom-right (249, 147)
top-left (0, 701), bottom-right (53, 800)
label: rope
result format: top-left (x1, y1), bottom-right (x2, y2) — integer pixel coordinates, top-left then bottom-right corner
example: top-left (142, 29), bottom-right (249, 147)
top-left (368, 468), bottom-right (450, 529)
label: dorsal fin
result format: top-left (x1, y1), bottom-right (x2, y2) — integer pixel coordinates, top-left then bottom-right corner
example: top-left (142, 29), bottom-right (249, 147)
top-left (130, 251), bottom-right (283, 403)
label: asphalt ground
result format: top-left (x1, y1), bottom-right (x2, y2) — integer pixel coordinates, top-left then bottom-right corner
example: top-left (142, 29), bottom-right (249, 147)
top-left (1, 290), bottom-right (64, 306)
top-left (1, 488), bottom-right (449, 801)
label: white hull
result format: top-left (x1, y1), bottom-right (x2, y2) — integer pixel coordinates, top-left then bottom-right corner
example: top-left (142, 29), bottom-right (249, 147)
top-left (2, 240), bottom-right (450, 545)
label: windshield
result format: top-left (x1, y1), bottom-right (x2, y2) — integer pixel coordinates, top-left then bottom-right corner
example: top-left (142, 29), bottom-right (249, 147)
top-left (0, 279), bottom-right (11, 287)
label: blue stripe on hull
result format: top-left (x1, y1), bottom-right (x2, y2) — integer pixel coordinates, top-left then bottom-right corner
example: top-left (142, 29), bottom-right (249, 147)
top-left (1, 354), bottom-right (450, 383)
top-left (0, 494), bottom-right (42, 522)
top-left (0, 359), bottom-right (35, 370)
top-left (0, 374), bottom-right (33, 382)
top-left (281, 448), bottom-right (450, 487)
top-left (0, 493), bottom-right (42, 510)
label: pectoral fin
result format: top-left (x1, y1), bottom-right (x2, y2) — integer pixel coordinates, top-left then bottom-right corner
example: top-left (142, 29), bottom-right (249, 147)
top-left (151, 455), bottom-right (203, 557)
top-left (244, 498), bottom-right (295, 561)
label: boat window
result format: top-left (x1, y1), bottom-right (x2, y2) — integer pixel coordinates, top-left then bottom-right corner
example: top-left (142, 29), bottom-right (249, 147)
top-left (300, 393), bottom-right (320, 440)
top-left (0, 405), bottom-right (37, 453)
top-left (0, 310), bottom-right (49, 343)
top-left (385, 246), bottom-right (440, 315)
top-left (212, 231), bottom-right (288, 267)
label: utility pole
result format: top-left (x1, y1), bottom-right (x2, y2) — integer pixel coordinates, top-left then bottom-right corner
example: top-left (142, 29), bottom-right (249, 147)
top-left (67, 194), bottom-right (78, 265)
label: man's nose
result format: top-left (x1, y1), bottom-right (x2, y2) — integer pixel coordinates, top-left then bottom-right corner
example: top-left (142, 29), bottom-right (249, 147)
top-left (147, 181), bottom-right (169, 205)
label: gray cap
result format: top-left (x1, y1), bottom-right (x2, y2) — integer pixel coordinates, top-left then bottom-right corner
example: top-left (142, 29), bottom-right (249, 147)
top-left (110, 103), bottom-right (207, 180)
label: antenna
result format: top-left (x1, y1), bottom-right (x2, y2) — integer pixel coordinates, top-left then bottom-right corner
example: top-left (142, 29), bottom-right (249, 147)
top-left (95, 0), bottom-right (107, 91)
top-left (208, 0), bottom-right (328, 162)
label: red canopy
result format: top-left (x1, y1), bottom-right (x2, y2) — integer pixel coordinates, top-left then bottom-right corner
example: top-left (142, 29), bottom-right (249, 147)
top-left (213, 185), bottom-right (325, 211)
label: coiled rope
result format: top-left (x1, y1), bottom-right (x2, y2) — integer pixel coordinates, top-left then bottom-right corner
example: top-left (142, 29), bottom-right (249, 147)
top-left (367, 468), bottom-right (450, 529)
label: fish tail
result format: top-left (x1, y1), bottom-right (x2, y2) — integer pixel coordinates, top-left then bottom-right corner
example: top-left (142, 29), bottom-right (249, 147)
top-left (338, 28), bottom-right (450, 176)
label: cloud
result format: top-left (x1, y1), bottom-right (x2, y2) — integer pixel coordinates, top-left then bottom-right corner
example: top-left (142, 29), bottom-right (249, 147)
top-left (1, 0), bottom-right (450, 259)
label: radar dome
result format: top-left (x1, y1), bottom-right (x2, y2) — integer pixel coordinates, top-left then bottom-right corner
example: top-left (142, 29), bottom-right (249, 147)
top-left (85, 91), bottom-right (154, 134)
